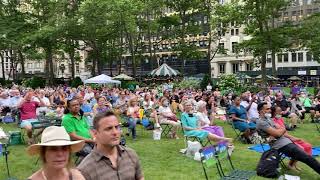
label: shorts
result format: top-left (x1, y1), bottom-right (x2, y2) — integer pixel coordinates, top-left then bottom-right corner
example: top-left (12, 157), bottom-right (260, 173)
top-left (20, 119), bottom-right (39, 128)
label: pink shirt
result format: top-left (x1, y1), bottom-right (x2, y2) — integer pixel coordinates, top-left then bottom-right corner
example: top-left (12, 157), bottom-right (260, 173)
top-left (20, 101), bottom-right (39, 120)
top-left (273, 117), bottom-right (285, 128)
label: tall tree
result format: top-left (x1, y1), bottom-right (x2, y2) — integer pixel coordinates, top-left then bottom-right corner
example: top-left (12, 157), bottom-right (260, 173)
top-left (163, 0), bottom-right (204, 74)
top-left (298, 12), bottom-right (320, 62)
top-left (239, 0), bottom-right (291, 85)
top-left (201, 0), bottom-right (242, 77)
top-left (26, 0), bottom-right (66, 85)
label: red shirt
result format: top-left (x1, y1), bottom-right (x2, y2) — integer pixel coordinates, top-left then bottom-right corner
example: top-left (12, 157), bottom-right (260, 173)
top-left (20, 101), bottom-right (39, 120)
top-left (273, 117), bottom-right (285, 128)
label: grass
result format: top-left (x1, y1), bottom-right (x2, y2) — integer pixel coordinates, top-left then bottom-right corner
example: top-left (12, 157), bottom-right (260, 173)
top-left (1, 120), bottom-right (320, 180)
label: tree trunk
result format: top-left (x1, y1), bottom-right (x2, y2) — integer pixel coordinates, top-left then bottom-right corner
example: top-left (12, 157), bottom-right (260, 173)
top-left (46, 47), bottom-right (55, 85)
top-left (271, 17), bottom-right (277, 78)
top-left (128, 34), bottom-right (137, 77)
top-left (146, 11), bottom-right (154, 70)
top-left (69, 49), bottom-right (75, 80)
top-left (271, 50), bottom-right (276, 77)
top-left (0, 52), bottom-right (5, 80)
top-left (96, 48), bottom-right (103, 75)
top-left (261, 53), bottom-right (267, 87)
top-left (18, 50), bottom-right (25, 79)
top-left (91, 52), bottom-right (97, 76)
top-left (9, 50), bottom-right (15, 80)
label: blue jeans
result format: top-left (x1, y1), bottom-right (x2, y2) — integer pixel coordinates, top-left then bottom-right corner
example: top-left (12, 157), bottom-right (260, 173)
top-left (128, 118), bottom-right (137, 139)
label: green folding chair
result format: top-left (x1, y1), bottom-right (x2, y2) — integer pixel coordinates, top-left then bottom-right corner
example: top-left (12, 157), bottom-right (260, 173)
top-left (200, 145), bottom-right (256, 180)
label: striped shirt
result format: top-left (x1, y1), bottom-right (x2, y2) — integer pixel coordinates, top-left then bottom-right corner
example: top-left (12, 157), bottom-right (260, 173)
top-left (77, 145), bottom-right (143, 180)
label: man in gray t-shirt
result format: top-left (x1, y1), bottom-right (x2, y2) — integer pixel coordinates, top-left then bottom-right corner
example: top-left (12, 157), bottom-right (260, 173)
top-left (257, 102), bottom-right (320, 174)
top-left (256, 117), bottom-right (291, 149)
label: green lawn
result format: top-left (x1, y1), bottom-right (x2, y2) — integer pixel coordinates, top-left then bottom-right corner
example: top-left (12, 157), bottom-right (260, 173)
top-left (1, 120), bottom-right (320, 180)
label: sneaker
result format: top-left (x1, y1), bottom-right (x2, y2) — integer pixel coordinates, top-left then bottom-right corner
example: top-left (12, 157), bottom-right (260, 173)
top-left (227, 145), bottom-right (235, 156)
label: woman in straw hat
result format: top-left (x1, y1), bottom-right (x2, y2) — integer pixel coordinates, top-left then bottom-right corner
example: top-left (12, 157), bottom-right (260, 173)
top-left (27, 126), bottom-right (85, 180)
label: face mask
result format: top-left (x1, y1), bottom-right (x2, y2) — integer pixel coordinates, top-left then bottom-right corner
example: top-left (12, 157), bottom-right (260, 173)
top-left (275, 114), bottom-right (282, 119)
top-left (163, 101), bottom-right (169, 107)
top-left (228, 96), bottom-right (232, 99)
top-left (301, 94), bottom-right (306, 98)
top-left (265, 113), bottom-right (272, 119)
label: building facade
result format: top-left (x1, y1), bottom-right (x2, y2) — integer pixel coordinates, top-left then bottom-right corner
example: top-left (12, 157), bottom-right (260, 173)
top-left (211, 0), bottom-right (320, 79)
top-left (0, 49), bottom-right (90, 80)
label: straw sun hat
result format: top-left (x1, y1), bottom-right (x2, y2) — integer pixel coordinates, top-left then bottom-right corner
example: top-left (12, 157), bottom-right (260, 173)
top-left (27, 126), bottom-right (85, 156)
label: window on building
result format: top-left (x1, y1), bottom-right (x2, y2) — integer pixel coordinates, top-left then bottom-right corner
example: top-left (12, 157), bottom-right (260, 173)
top-left (267, 54), bottom-right (272, 63)
top-left (298, 52), bottom-right (303, 62)
top-left (5, 57), bottom-right (9, 63)
top-left (283, 53), bottom-right (288, 62)
top-left (277, 54), bottom-right (283, 63)
top-left (219, 64), bottom-right (225, 74)
top-left (231, 42), bottom-right (238, 53)
top-left (218, 43), bottom-right (224, 50)
top-left (313, 8), bottom-right (319, 13)
top-left (235, 29), bottom-right (239, 35)
top-left (232, 63), bottom-right (239, 73)
top-left (307, 52), bottom-right (312, 61)
top-left (76, 63), bottom-right (80, 73)
top-left (292, 53), bottom-right (297, 62)
top-left (27, 63), bottom-right (32, 68)
top-left (246, 63), bottom-right (253, 71)
top-left (231, 29), bottom-right (234, 36)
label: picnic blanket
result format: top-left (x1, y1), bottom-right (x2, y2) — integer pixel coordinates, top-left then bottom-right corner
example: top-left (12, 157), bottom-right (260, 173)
top-left (248, 144), bottom-right (320, 157)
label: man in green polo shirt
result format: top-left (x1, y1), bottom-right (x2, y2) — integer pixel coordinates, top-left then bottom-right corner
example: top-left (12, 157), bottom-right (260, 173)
top-left (62, 98), bottom-right (95, 143)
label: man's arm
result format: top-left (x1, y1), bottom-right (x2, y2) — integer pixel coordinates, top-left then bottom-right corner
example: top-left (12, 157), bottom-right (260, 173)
top-left (264, 126), bottom-right (286, 138)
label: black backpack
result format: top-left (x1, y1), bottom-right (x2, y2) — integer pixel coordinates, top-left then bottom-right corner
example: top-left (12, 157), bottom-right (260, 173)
top-left (256, 149), bottom-right (281, 178)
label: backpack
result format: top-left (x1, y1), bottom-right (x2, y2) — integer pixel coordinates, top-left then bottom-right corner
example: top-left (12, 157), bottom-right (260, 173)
top-left (256, 149), bottom-right (281, 178)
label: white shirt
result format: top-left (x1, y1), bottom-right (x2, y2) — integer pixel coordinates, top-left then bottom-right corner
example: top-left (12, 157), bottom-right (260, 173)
top-left (206, 85), bottom-right (212, 91)
top-left (34, 96), bottom-right (50, 114)
top-left (84, 92), bottom-right (95, 101)
top-left (158, 106), bottom-right (172, 114)
top-left (0, 98), bottom-right (12, 107)
top-left (249, 102), bottom-right (259, 119)
top-left (143, 100), bottom-right (154, 110)
top-left (195, 112), bottom-right (210, 127)
top-left (240, 100), bottom-right (259, 119)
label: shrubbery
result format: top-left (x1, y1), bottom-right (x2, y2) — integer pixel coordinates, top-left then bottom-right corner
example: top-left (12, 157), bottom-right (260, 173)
top-left (22, 76), bottom-right (46, 89)
top-left (174, 79), bottom-right (200, 89)
top-left (71, 77), bottom-right (83, 87)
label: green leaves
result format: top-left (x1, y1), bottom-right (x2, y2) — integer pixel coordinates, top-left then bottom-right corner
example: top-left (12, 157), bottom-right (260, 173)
top-left (298, 13), bottom-right (320, 62)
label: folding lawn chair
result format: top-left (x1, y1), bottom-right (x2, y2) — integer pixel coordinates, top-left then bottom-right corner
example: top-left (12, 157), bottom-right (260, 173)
top-left (230, 122), bottom-right (243, 142)
top-left (180, 122), bottom-right (212, 147)
top-left (200, 145), bottom-right (256, 180)
top-left (160, 124), bottom-right (173, 138)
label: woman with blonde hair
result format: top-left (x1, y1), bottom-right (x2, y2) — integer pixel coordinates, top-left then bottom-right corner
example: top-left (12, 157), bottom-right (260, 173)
top-left (27, 126), bottom-right (85, 180)
top-left (127, 97), bottom-right (140, 139)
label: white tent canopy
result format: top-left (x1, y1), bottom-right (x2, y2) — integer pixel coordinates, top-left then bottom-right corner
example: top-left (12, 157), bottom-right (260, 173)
top-left (84, 74), bottom-right (121, 84)
top-left (112, 73), bottom-right (134, 80)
